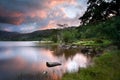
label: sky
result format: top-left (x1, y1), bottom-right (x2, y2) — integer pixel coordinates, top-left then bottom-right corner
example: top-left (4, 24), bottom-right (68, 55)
top-left (0, 0), bottom-right (88, 33)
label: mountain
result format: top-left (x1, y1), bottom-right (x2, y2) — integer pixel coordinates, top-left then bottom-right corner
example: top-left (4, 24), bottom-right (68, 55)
top-left (0, 31), bottom-right (20, 40)
top-left (0, 29), bottom-right (55, 41)
top-left (0, 27), bottom-right (77, 41)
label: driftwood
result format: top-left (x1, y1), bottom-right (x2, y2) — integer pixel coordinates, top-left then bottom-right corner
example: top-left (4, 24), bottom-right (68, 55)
top-left (46, 62), bottom-right (61, 67)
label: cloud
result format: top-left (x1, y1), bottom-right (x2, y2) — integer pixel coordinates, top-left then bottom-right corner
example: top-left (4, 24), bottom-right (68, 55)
top-left (41, 20), bottom-right (57, 30)
top-left (0, 0), bottom-right (88, 32)
top-left (47, 0), bottom-right (77, 8)
top-left (0, 7), bottom-right (24, 25)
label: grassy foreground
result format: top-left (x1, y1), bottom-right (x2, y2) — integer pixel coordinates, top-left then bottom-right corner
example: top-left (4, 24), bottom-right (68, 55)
top-left (62, 50), bottom-right (120, 80)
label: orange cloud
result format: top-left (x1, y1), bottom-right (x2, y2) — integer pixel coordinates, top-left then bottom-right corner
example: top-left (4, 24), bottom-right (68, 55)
top-left (60, 7), bottom-right (68, 18)
top-left (48, 0), bottom-right (77, 8)
top-left (41, 20), bottom-right (57, 30)
top-left (0, 0), bottom-right (82, 30)
top-left (13, 17), bottom-right (25, 25)
top-left (36, 10), bottom-right (47, 19)
top-left (0, 7), bottom-right (23, 17)
top-left (0, 7), bottom-right (25, 25)
top-left (29, 10), bottom-right (47, 19)
top-left (9, 12), bottom-right (23, 18)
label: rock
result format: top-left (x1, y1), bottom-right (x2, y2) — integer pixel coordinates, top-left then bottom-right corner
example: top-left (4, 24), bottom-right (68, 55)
top-left (46, 62), bottom-right (61, 67)
top-left (71, 46), bottom-right (77, 48)
top-left (81, 48), bottom-right (89, 53)
top-left (59, 44), bottom-right (71, 49)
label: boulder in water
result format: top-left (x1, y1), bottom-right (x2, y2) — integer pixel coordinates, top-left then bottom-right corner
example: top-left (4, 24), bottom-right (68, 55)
top-left (46, 62), bottom-right (61, 67)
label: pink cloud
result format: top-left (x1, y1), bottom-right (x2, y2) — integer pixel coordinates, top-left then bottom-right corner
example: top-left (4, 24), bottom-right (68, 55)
top-left (0, 0), bottom-right (87, 32)
top-left (27, 10), bottom-right (48, 19)
top-left (40, 20), bottom-right (57, 30)
top-left (47, 0), bottom-right (77, 8)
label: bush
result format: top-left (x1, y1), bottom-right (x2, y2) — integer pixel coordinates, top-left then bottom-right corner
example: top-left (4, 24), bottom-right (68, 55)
top-left (78, 16), bottom-right (120, 47)
top-left (62, 29), bottom-right (77, 43)
top-left (95, 39), bottom-right (103, 43)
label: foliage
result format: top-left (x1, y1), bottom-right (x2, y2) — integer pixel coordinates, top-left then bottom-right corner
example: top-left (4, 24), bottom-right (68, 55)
top-left (62, 28), bottom-right (78, 43)
top-left (78, 16), bottom-right (120, 47)
top-left (50, 29), bottom-right (60, 43)
top-left (79, 0), bottom-right (120, 25)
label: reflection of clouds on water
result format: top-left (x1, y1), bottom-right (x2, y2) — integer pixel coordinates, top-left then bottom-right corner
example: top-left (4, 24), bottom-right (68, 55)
top-left (0, 42), bottom-right (92, 80)
top-left (0, 41), bottom-right (38, 47)
top-left (0, 47), bottom-right (14, 59)
top-left (65, 54), bottom-right (88, 73)
top-left (0, 47), bottom-right (90, 74)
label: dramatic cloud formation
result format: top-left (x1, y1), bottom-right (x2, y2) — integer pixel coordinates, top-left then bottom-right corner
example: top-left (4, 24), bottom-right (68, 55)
top-left (0, 0), bottom-right (88, 33)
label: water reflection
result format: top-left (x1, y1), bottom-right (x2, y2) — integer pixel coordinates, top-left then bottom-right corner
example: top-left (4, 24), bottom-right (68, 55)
top-left (0, 42), bottom-right (92, 80)
top-left (66, 54), bottom-right (91, 73)
top-left (0, 41), bottom-right (38, 47)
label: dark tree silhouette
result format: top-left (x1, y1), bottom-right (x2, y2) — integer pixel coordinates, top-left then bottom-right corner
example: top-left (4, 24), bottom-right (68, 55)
top-left (79, 0), bottom-right (120, 25)
top-left (57, 24), bottom-right (68, 28)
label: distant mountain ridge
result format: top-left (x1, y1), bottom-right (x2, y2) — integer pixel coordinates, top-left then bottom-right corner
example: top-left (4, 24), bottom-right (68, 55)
top-left (0, 29), bottom-right (62, 41)
top-left (0, 30), bottom-right (19, 40)
top-left (0, 27), bottom-right (76, 41)
top-left (0, 29), bottom-right (53, 41)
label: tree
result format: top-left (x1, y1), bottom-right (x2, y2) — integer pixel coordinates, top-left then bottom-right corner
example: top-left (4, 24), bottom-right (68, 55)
top-left (79, 0), bottom-right (120, 25)
top-left (62, 29), bottom-right (77, 43)
top-left (57, 24), bottom-right (68, 43)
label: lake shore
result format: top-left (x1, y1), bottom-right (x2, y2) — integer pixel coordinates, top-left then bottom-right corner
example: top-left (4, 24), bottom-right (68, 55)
top-left (36, 39), bottom-right (120, 80)
top-left (62, 49), bottom-right (120, 80)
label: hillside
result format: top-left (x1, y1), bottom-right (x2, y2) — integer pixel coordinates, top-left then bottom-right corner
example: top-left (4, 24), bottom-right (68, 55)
top-left (0, 29), bottom-right (53, 41)
top-left (0, 27), bottom-right (76, 41)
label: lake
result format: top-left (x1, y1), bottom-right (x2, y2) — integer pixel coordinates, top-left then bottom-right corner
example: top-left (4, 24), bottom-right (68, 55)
top-left (0, 41), bottom-right (95, 80)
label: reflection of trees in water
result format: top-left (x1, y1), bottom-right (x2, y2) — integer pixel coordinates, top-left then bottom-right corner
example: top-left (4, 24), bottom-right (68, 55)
top-left (51, 46), bottom-right (80, 59)
top-left (49, 45), bottom-right (103, 60)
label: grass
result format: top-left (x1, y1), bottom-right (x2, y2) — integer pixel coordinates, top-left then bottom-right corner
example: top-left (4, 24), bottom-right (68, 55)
top-left (62, 50), bottom-right (120, 80)
top-left (73, 39), bottom-right (112, 47)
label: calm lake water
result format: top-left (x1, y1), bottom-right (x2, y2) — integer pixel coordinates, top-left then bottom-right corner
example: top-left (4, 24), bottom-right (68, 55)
top-left (0, 41), bottom-right (94, 80)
